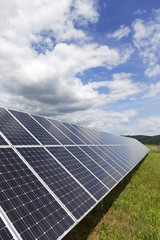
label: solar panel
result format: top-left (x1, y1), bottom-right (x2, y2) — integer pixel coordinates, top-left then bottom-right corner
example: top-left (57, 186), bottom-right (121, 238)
top-left (32, 115), bottom-right (74, 145)
top-left (0, 108), bottom-right (38, 146)
top-left (9, 110), bottom-right (60, 145)
top-left (0, 148), bottom-right (74, 240)
top-left (17, 147), bottom-right (95, 220)
top-left (0, 217), bottom-right (15, 240)
top-left (47, 147), bottom-right (108, 200)
top-left (0, 135), bottom-right (8, 145)
top-left (0, 107), bottom-right (149, 240)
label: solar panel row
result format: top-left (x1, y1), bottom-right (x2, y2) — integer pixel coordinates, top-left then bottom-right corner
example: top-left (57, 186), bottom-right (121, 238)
top-left (0, 107), bottom-right (149, 240)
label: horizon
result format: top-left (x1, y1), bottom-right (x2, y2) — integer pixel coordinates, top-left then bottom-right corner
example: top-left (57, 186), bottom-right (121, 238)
top-left (0, 0), bottom-right (160, 136)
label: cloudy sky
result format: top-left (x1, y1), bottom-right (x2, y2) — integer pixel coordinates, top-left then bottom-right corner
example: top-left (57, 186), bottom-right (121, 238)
top-left (0, 0), bottom-right (160, 136)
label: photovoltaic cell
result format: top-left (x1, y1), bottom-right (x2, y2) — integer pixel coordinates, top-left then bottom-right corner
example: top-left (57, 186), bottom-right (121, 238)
top-left (0, 107), bottom-right (150, 240)
top-left (9, 110), bottom-right (60, 145)
top-left (79, 146), bottom-right (122, 181)
top-left (62, 122), bottom-right (92, 144)
top-left (71, 124), bottom-right (98, 144)
top-left (47, 147), bottom-right (108, 200)
top-left (0, 108), bottom-right (38, 146)
top-left (32, 115), bottom-right (74, 145)
top-left (98, 146), bottom-right (130, 172)
top-left (90, 146), bottom-right (127, 176)
top-left (66, 146), bottom-right (117, 189)
top-left (0, 135), bottom-right (8, 145)
top-left (0, 217), bottom-right (14, 240)
top-left (0, 148), bottom-right (74, 240)
top-left (47, 119), bottom-right (85, 145)
top-left (17, 147), bottom-right (95, 220)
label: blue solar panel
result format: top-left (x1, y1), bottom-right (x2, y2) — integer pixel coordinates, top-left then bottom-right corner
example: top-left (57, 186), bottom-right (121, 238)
top-left (0, 148), bottom-right (74, 240)
top-left (32, 115), bottom-right (74, 145)
top-left (90, 146), bottom-right (127, 176)
top-left (47, 146), bottom-right (108, 200)
top-left (71, 124), bottom-right (99, 144)
top-left (0, 107), bottom-right (150, 240)
top-left (0, 135), bottom-right (8, 145)
top-left (46, 119), bottom-right (85, 145)
top-left (17, 147), bottom-right (96, 220)
top-left (62, 122), bottom-right (92, 144)
top-left (0, 108), bottom-right (38, 145)
top-left (79, 146), bottom-right (122, 181)
top-left (9, 110), bottom-right (60, 145)
top-left (66, 146), bottom-right (117, 189)
top-left (0, 217), bottom-right (14, 240)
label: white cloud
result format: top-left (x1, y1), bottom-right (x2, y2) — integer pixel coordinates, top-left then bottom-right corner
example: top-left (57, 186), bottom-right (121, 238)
top-left (107, 25), bottom-right (131, 40)
top-left (57, 108), bottom-right (138, 135)
top-left (143, 81), bottom-right (160, 98)
top-left (137, 115), bottom-right (160, 135)
top-left (134, 9), bottom-right (146, 16)
top-left (132, 9), bottom-right (160, 77)
top-left (88, 73), bottom-right (144, 103)
top-left (0, 0), bottom-right (134, 117)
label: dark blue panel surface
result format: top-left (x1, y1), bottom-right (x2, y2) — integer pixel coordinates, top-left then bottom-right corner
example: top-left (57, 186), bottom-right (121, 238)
top-left (18, 147), bottom-right (95, 220)
top-left (62, 122), bottom-right (92, 144)
top-left (80, 146), bottom-right (122, 181)
top-left (0, 108), bottom-right (38, 145)
top-left (9, 110), bottom-right (60, 145)
top-left (47, 147), bottom-right (108, 200)
top-left (90, 146), bottom-right (127, 176)
top-left (0, 135), bottom-right (8, 145)
top-left (0, 148), bottom-right (74, 240)
top-left (0, 217), bottom-right (14, 240)
top-left (99, 146), bottom-right (131, 171)
top-left (47, 119), bottom-right (84, 145)
top-left (71, 124), bottom-right (99, 144)
top-left (32, 115), bottom-right (74, 145)
top-left (66, 146), bottom-right (116, 189)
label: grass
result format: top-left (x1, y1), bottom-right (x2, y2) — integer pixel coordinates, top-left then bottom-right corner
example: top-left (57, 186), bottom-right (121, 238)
top-left (63, 145), bottom-right (160, 240)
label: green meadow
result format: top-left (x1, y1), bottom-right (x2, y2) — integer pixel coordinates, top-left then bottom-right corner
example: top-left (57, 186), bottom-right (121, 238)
top-left (64, 145), bottom-right (160, 240)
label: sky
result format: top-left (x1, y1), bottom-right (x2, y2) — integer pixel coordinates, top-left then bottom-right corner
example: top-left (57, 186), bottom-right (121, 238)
top-left (0, 0), bottom-right (160, 136)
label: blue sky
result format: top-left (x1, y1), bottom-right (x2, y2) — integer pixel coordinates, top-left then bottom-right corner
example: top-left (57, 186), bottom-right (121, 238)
top-left (0, 0), bottom-right (160, 135)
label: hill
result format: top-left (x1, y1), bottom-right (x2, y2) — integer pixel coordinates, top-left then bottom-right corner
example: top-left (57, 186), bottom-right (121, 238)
top-left (125, 135), bottom-right (160, 145)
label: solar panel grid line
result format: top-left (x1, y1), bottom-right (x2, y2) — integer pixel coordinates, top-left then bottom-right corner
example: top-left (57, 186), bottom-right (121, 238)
top-left (106, 146), bottom-right (134, 168)
top-left (0, 131), bottom-right (10, 145)
top-left (78, 146), bottom-right (118, 182)
top-left (55, 120), bottom-right (87, 145)
top-left (60, 145), bottom-right (149, 240)
top-left (0, 108), bottom-right (38, 146)
top-left (46, 118), bottom-right (76, 145)
top-left (66, 146), bottom-right (111, 190)
top-left (82, 146), bottom-right (124, 178)
top-left (91, 146), bottom-right (128, 174)
top-left (98, 146), bottom-right (131, 172)
top-left (81, 128), bottom-right (106, 145)
top-left (74, 126), bottom-right (100, 145)
top-left (44, 147), bottom-right (97, 202)
top-left (32, 115), bottom-right (74, 146)
top-left (61, 122), bottom-right (92, 145)
top-left (47, 119), bottom-right (86, 146)
top-left (29, 114), bottom-right (62, 146)
top-left (9, 110), bottom-right (60, 146)
top-left (1, 147), bottom-right (75, 240)
top-left (13, 148), bottom-right (77, 222)
top-left (6, 109), bottom-right (41, 146)
top-left (0, 206), bottom-right (22, 240)
top-left (70, 124), bottom-right (98, 145)
top-left (117, 146), bottom-right (137, 166)
top-left (0, 217), bottom-right (15, 240)
top-left (47, 146), bottom-right (108, 201)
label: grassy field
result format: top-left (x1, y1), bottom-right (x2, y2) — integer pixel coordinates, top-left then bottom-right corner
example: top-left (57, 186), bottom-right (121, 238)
top-left (64, 145), bottom-right (160, 240)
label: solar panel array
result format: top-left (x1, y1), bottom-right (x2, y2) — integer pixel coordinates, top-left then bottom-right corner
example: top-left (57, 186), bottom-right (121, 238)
top-left (0, 107), bottom-right (149, 240)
